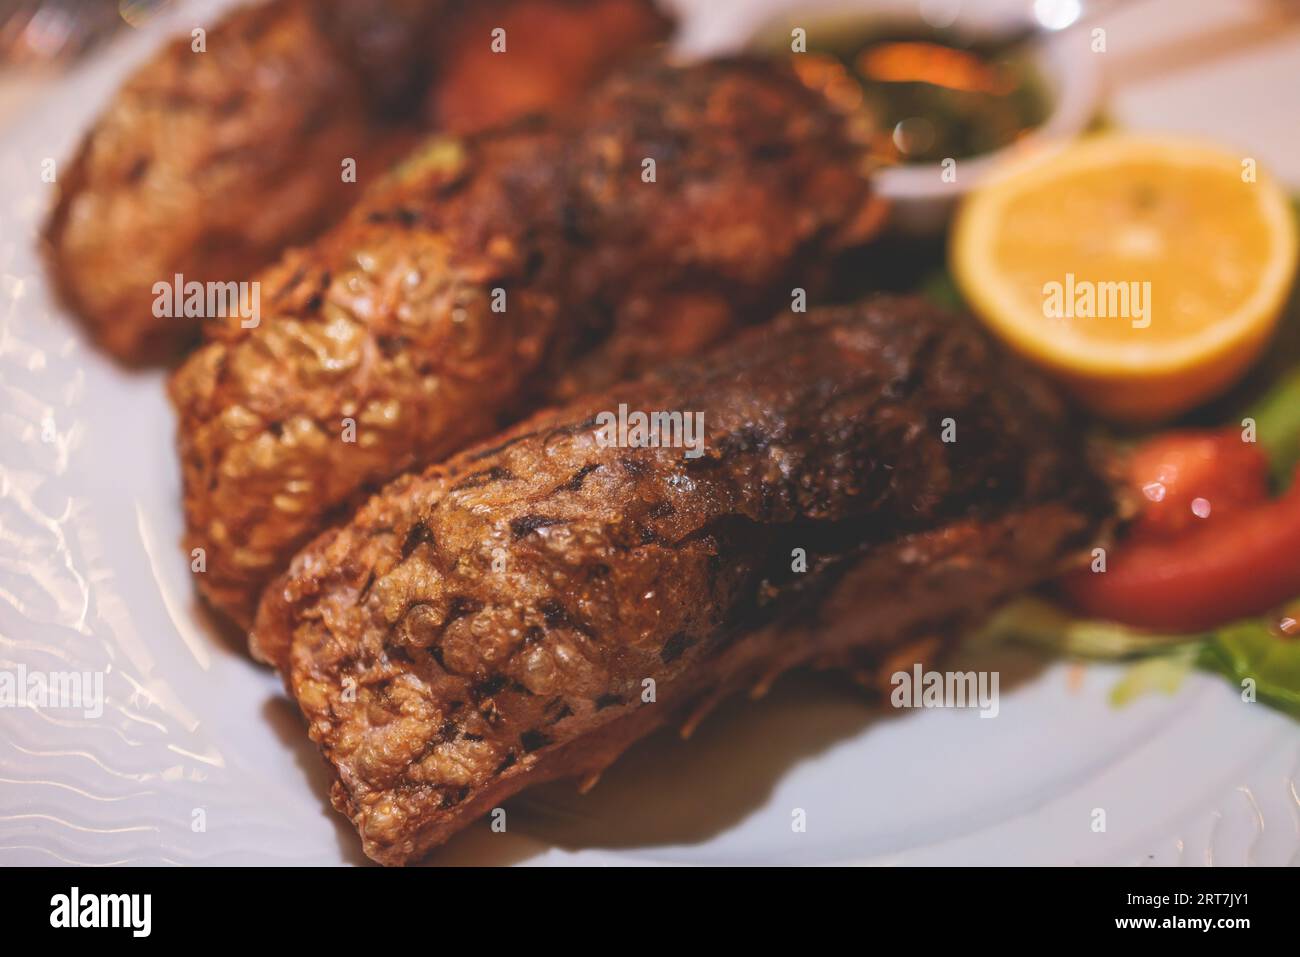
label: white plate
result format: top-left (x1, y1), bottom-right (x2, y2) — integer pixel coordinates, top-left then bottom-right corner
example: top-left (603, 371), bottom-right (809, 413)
top-left (1, 0), bottom-right (1297, 867)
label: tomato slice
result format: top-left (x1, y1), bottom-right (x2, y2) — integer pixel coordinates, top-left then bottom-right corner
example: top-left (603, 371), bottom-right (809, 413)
top-left (1125, 428), bottom-right (1270, 540)
top-left (1059, 467), bottom-right (1300, 632)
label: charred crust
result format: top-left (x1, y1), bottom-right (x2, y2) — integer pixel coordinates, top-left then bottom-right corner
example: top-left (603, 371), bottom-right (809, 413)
top-left (365, 206), bottom-right (421, 227)
top-left (544, 698), bottom-right (573, 722)
top-left (400, 520), bottom-right (435, 559)
top-left (270, 265), bottom-right (308, 304)
top-left (438, 785), bottom-right (471, 809)
top-left (659, 631), bottom-right (690, 664)
top-left (717, 423), bottom-right (774, 457)
top-left (539, 598), bottom-right (595, 640)
top-left (467, 432), bottom-right (536, 462)
top-left (637, 525), bottom-right (666, 546)
top-left (446, 594), bottom-right (483, 623)
top-left (450, 465), bottom-right (515, 492)
top-left (544, 417), bottom-right (599, 443)
top-left (385, 645), bottom-right (414, 666)
top-left (471, 674), bottom-right (508, 700)
top-left (618, 455), bottom-right (651, 478)
top-left (520, 730), bottom-right (551, 753)
top-left (555, 462), bottom-right (600, 493)
top-left (509, 514), bottom-right (568, 539)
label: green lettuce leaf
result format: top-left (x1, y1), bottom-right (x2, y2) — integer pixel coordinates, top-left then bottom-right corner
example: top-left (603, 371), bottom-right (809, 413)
top-left (975, 596), bottom-right (1206, 659)
top-left (1247, 367), bottom-right (1300, 487)
top-left (1109, 650), bottom-right (1197, 708)
top-left (1197, 619), bottom-right (1300, 719)
top-left (977, 597), bottom-right (1300, 721)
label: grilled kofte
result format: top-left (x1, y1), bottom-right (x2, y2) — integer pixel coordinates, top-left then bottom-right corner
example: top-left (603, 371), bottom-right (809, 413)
top-left (43, 0), bottom-right (671, 363)
top-left (252, 296), bottom-right (1111, 865)
top-left (170, 57), bottom-right (887, 631)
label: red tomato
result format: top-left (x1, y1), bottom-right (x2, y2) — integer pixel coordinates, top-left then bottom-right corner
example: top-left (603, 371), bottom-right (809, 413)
top-left (1059, 466), bottom-right (1300, 632)
top-left (1125, 428), bottom-right (1270, 540)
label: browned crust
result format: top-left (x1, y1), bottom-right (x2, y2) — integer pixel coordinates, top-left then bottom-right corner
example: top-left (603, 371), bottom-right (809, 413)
top-left (254, 297), bottom-right (1111, 864)
top-left (169, 57), bottom-right (883, 629)
top-left (42, 0), bottom-right (672, 363)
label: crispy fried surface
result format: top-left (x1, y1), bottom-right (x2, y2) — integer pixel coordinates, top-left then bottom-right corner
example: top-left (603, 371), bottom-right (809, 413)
top-left (252, 297), bottom-right (1111, 865)
top-left (42, 0), bottom-right (671, 363)
top-left (170, 57), bottom-right (884, 629)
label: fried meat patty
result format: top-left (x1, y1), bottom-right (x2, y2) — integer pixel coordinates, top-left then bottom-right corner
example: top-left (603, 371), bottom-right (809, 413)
top-left (252, 296), bottom-right (1111, 864)
top-left (42, 0), bottom-right (671, 362)
top-left (170, 57), bottom-right (885, 629)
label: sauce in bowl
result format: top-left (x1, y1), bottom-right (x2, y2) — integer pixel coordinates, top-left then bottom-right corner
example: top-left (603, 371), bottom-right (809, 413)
top-left (783, 25), bottom-right (1051, 165)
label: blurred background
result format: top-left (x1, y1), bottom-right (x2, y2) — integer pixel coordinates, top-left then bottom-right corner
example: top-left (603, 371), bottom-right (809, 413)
top-left (0, 1), bottom-right (1295, 160)
top-left (0, 0), bottom-right (1295, 180)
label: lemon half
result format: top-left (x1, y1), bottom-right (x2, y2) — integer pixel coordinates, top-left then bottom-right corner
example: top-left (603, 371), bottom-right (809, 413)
top-left (951, 134), bottom-right (1298, 423)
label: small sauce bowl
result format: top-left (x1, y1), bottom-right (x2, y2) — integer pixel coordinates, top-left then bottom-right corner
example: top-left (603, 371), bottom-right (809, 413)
top-left (723, 0), bottom-right (1103, 234)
